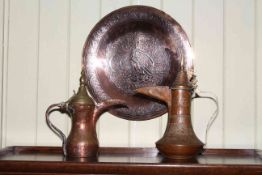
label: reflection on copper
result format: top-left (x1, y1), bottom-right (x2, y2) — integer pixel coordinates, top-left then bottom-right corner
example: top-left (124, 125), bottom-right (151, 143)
top-left (46, 71), bottom-right (126, 158)
top-left (136, 68), bottom-right (203, 159)
top-left (82, 6), bottom-right (194, 120)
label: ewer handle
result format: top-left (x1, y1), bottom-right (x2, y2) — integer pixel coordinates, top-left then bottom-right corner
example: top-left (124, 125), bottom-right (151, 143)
top-left (45, 102), bottom-right (71, 156)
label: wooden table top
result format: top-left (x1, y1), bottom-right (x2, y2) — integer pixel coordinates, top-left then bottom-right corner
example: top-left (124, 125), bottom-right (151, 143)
top-left (0, 146), bottom-right (261, 175)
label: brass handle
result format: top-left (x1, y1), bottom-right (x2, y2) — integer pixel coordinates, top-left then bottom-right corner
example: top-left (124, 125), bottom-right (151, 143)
top-left (192, 91), bottom-right (219, 145)
top-left (45, 102), bottom-right (71, 156)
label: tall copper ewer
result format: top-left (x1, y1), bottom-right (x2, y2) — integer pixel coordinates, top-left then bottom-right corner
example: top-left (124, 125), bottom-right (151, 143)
top-left (45, 71), bottom-right (126, 158)
top-left (136, 68), bottom-right (204, 159)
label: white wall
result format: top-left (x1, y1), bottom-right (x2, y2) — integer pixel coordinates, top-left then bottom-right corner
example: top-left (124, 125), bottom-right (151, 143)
top-left (0, 0), bottom-right (261, 149)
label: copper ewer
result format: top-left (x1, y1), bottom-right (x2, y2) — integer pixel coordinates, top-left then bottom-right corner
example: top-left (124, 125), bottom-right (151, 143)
top-left (136, 68), bottom-right (217, 159)
top-left (45, 71), bottom-right (126, 158)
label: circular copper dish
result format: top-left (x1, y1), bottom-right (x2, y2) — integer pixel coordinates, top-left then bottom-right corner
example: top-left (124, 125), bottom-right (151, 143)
top-left (82, 6), bottom-right (194, 120)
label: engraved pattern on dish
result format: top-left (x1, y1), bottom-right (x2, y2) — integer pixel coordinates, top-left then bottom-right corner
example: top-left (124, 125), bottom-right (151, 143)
top-left (83, 6), bottom-right (194, 120)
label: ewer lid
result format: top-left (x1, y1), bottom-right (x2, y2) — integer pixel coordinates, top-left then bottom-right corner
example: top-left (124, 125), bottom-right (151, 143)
top-left (69, 71), bottom-right (95, 105)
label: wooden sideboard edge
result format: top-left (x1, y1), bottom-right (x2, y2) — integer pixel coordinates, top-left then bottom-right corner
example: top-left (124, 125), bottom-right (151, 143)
top-left (0, 147), bottom-right (14, 156)
top-left (0, 146), bottom-right (261, 157)
top-left (0, 160), bottom-right (262, 175)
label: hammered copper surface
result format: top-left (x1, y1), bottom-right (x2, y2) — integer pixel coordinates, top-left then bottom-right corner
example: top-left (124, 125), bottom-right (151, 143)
top-left (46, 72), bottom-right (126, 158)
top-left (82, 6), bottom-right (194, 120)
top-left (136, 69), bottom-right (203, 159)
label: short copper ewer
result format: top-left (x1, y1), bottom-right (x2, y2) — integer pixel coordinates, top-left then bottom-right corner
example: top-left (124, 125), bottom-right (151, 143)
top-left (45, 71), bottom-right (126, 158)
top-left (136, 67), bottom-right (212, 159)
